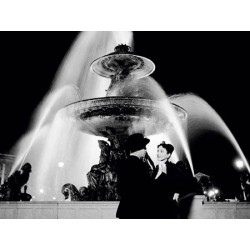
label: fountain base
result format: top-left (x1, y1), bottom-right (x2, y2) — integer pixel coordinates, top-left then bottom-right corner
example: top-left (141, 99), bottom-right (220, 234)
top-left (1, 197), bottom-right (250, 218)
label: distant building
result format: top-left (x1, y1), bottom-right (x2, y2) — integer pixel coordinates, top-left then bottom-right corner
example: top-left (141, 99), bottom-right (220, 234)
top-left (0, 154), bottom-right (16, 185)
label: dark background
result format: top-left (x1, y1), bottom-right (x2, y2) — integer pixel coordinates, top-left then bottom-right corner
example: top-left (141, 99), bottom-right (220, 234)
top-left (0, 32), bottom-right (249, 197)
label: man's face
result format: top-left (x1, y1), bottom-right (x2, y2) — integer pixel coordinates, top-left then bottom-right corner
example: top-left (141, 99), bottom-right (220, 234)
top-left (157, 146), bottom-right (170, 161)
top-left (137, 148), bottom-right (147, 158)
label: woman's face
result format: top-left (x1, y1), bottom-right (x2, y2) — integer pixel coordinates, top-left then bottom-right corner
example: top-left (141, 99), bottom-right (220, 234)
top-left (157, 146), bottom-right (169, 161)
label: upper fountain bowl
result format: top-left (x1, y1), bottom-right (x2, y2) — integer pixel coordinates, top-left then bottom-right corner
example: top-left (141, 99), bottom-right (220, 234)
top-left (90, 44), bottom-right (155, 79)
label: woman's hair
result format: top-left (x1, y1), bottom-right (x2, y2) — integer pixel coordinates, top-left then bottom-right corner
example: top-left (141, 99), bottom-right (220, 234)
top-left (157, 141), bottom-right (174, 155)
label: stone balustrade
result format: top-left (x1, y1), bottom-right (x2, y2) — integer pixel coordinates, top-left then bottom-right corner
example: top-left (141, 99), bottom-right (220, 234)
top-left (0, 196), bottom-right (250, 219)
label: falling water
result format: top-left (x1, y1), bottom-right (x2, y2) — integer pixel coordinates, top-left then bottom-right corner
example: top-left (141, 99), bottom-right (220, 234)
top-left (6, 32), bottom-right (248, 202)
top-left (52, 31), bottom-right (133, 99)
top-left (10, 32), bottom-right (134, 200)
top-left (158, 98), bottom-right (194, 175)
top-left (170, 93), bottom-right (250, 173)
top-left (11, 85), bottom-right (80, 175)
top-left (110, 75), bottom-right (194, 175)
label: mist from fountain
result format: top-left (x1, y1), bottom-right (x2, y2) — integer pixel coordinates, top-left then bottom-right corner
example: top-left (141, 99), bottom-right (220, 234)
top-left (10, 32), bottom-right (134, 200)
top-left (11, 85), bottom-right (81, 174)
top-left (52, 31), bottom-right (133, 99)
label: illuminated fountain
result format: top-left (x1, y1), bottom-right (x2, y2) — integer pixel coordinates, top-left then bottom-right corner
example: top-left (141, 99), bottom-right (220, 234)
top-left (63, 44), bottom-right (188, 200)
top-left (5, 32), bottom-right (249, 202)
top-left (65, 44), bottom-right (186, 148)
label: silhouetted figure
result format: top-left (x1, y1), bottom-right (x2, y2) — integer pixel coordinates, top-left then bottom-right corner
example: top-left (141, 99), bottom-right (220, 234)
top-left (98, 140), bottom-right (110, 163)
top-left (240, 174), bottom-right (250, 201)
top-left (3, 163), bottom-right (32, 201)
top-left (20, 185), bottom-right (32, 201)
top-left (86, 140), bottom-right (118, 201)
top-left (61, 183), bottom-right (81, 201)
top-left (195, 172), bottom-right (213, 200)
top-left (0, 185), bottom-right (6, 201)
top-left (116, 133), bottom-right (157, 219)
top-left (78, 186), bottom-right (91, 201)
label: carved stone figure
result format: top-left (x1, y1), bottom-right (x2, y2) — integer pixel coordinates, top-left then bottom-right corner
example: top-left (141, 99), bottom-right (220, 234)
top-left (84, 140), bottom-right (121, 200)
top-left (0, 163), bottom-right (32, 201)
top-left (61, 183), bottom-right (81, 201)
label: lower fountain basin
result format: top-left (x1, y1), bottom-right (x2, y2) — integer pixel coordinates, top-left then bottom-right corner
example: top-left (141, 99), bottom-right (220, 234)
top-left (64, 97), bottom-right (187, 138)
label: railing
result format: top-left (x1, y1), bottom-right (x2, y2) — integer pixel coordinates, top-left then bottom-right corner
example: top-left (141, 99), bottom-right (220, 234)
top-left (1, 196), bottom-right (250, 219)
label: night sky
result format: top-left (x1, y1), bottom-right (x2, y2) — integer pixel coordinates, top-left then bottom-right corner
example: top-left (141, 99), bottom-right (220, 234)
top-left (0, 32), bottom-right (249, 197)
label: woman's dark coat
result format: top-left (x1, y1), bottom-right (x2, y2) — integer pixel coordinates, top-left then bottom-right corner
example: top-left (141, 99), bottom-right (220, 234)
top-left (153, 161), bottom-right (198, 218)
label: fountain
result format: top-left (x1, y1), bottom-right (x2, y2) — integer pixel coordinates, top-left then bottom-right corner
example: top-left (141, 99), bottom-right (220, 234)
top-left (62, 44), bottom-right (188, 200)
top-left (2, 32), bottom-right (249, 206)
top-left (65, 45), bottom-right (186, 142)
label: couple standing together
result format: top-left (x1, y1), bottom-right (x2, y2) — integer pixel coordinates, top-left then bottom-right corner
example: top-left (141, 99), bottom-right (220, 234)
top-left (116, 133), bottom-right (197, 219)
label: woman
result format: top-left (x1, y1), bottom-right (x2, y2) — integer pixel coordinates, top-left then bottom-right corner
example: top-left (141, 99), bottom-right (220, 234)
top-left (153, 142), bottom-right (181, 218)
top-left (154, 142), bottom-right (197, 218)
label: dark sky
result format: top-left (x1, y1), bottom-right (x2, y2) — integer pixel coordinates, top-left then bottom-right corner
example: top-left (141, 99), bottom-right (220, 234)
top-left (0, 32), bottom-right (249, 196)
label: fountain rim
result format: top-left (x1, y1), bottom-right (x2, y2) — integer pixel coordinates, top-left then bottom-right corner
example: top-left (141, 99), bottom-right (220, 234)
top-left (66, 96), bottom-right (182, 107)
top-left (90, 54), bottom-right (156, 79)
top-left (64, 96), bottom-right (187, 119)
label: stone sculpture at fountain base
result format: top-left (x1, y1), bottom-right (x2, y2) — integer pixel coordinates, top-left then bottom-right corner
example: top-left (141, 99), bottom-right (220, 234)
top-left (62, 137), bottom-right (129, 201)
top-left (0, 163), bottom-right (32, 201)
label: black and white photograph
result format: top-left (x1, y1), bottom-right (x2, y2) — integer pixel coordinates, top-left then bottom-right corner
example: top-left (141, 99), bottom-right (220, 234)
top-left (0, 31), bottom-right (249, 220)
top-left (1, 1), bottom-right (250, 249)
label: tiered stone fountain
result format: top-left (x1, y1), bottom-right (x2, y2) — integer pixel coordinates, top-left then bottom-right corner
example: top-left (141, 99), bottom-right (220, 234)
top-left (64, 44), bottom-right (187, 200)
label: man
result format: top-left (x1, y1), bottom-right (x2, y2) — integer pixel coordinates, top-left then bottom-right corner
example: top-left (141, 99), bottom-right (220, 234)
top-left (116, 133), bottom-right (156, 219)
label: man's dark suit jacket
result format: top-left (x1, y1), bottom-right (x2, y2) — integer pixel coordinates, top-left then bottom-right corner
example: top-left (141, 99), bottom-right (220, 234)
top-left (116, 155), bottom-right (156, 219)
top-left (116, 157), bottom-right (198, 219)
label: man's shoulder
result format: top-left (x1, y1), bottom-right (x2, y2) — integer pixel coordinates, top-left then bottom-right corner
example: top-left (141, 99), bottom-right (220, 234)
top-left (128, 155), bottom-right (141, 161)
top-left (124, 156), bottom-right (142, 167)
top-left (116, 156), bottom-right (141, 169)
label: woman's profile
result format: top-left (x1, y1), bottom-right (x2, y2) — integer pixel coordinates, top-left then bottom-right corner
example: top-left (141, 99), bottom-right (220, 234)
top-left (153, 141), bottom-right (198, 218)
